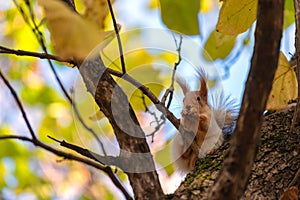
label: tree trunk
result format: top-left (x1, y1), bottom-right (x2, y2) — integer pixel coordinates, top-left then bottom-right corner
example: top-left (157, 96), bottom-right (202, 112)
top-left (207, 0), bottom-right (284, 199)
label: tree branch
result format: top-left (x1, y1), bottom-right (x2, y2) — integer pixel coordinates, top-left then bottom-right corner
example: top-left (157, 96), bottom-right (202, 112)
top-left (0, 45), bottom-right (76, 65)
top-left (0, 135), bottom-right (132, 200)
top-left (161, 34), bottom-right (183, 109)
top-left (47, 135), bottom-right (121, 167)
top-left (107, 0), bottom-right (126, 74)
top-left (208, 0), bottom-right (284, 199)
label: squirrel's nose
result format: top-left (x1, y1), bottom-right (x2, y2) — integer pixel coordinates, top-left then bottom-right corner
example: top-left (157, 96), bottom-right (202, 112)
top-left (185, 105), bottom-right (191, 112)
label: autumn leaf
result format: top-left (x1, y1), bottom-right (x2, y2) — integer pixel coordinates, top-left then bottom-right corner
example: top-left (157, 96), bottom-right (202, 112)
top-left (266, 52), bottom-right (298, 110)
top-left (203, 29), bottom-right (236, 61)
top-left (83, 0), bottom-right (113, 30)
top-left (38, 0), bottom-right (113, 60)
top-left (217, 0), bottom-right (257, 35)
top-left (159, 0), bottom-right (200, 35)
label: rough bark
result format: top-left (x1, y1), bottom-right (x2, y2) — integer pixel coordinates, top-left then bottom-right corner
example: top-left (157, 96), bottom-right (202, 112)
top-left (79, 57), bottom-right (165, 199)
top-left (207, 0), bottom-right (284, 199)
top-left (171, 105), bottom-right (300, 199)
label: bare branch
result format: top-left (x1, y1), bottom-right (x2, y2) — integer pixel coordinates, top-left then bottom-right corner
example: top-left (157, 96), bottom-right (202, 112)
top-left (161, 34), bottom-right (183, 109)
top-left (106, 0), bottom-right (126, 74)
top-left (47, 135), bottom-right (118, 166)
top-left (0, 135), bottom-right (132, 200)
top-left (140, 94), bottom-right (166, 142)
top-left (0, 45), bottom-right (76, 65)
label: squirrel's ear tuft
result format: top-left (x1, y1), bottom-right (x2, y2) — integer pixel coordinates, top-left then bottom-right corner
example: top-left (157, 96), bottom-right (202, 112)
top-left (176, 76), bottom-right (190, 95)
top-left (199, 77), bottom-right (208, 102)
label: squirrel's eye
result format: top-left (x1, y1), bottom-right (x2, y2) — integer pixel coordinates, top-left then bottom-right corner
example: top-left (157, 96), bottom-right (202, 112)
top-left (196, 96), bottom-right (201, 102)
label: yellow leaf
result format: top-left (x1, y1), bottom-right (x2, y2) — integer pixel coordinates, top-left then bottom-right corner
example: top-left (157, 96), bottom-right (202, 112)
top-left (266, 52), bottom-right (298, 110)
top-left (38, 0), bottom-right (110, 60)
top-left (83, 0), bottom-right (113, 30)
top-left (203, 29), bottom-right (236, 61)
top-left (217, 0), bottom-right (257, 35)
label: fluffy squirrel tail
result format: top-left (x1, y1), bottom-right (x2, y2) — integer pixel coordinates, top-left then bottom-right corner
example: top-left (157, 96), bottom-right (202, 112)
top-left (210, 91), bottom-right (239, 138)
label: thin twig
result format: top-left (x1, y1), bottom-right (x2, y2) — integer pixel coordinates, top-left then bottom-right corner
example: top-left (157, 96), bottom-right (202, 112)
top-left (47, 135), bottom-right (115, 165)
top-left (161, 34), bottom-right (183, 109)
top-left (0, 45), bottom-right (76, 65)
top-left (140, 94), bottom-right (166, 142)
top-left (0, 70), bottom-right (37, 141)
top-left (106, 0), bottom-right (126, 74)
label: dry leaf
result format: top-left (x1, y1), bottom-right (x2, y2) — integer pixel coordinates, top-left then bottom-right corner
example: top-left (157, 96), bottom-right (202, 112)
top-left (83, 0), bottom-right (113, 30)
top-left (266, 52), bottom-right (298, 110)
top-left (217, 0), bottom-right (257, 35)
top-left (38, 0), bottom-right (113, 60)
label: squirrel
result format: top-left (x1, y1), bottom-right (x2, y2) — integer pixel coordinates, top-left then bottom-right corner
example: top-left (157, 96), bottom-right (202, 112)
top-left (171, 71), bottom-right (238, 172)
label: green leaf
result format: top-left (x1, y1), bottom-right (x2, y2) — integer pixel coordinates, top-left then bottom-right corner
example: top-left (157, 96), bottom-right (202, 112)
top-left (159, 0), bottom-right (200, 35)
top-left (217, 0), bottom-right (257, 35)
top-left (203, 30), bottom-right (236, 61)
top-left (283, 0), bottom-right (295, 29)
